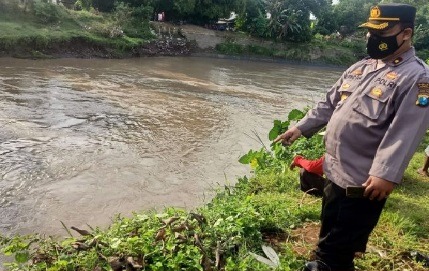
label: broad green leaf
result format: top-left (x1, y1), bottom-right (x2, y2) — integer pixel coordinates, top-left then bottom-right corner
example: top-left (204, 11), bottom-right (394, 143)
top-left (268, 126), bottom-right (280, 141)
top-left (288, 109), bottom-right (305, 121)
top-left (239, 153), bottom-right (250, 164)
top-left (15, 251), bottom-right (29, 263)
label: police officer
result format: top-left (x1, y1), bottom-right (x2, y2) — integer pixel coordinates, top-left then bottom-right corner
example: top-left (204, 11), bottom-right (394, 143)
top-left (275, 3), bottom-right (429, 271)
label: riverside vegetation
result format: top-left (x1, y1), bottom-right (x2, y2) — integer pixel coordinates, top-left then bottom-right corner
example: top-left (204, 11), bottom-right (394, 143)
top-left (1, 108), bottom-right (429, 271)
top-left (1, 0), bottom-right (429, 65)
top-left (0, 0), bottom-right (360, 65)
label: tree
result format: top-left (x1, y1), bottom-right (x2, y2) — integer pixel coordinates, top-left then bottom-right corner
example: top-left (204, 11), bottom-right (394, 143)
top-left (92, 0), bottom-right (114, 12)
top-left (332, 0), bottom-right (377, 35)
top-left (264, 0), bottom-right (330, 41)
top-left (235, 0), bottom-right (266, 35)
top-left (314, 6), bottom-right (338, 35)
top-left (172, 0), bottom-right (196, 20)
top-left (191, 0), bottom-right (244, 24)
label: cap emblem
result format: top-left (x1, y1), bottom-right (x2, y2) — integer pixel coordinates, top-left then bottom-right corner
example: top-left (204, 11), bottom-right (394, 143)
top-left (370, 6), bottom-right (381, 18)
top-left (378, 42), bottom-right (388, 51)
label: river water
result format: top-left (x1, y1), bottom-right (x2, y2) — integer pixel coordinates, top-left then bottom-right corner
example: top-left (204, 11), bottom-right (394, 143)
top-left (0, 56), bottom-right (342, 236)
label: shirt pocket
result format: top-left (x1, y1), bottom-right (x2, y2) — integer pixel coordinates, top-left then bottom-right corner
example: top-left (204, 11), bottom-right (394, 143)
top-left (352, 89), bottom-right (390, 120)
top-left (336, 81), bottom-right (358, 107)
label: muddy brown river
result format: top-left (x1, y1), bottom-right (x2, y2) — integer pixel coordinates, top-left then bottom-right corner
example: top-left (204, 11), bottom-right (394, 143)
top-left (0, 56), bottom-right (342, 236)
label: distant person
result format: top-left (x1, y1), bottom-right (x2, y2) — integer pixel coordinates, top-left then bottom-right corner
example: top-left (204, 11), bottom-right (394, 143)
top-left (417, 145), bottom-right (429, 176)
top-left (275, 3), bottom-right (429, 271)
top-left (290, 155), bottom-right (326, 197)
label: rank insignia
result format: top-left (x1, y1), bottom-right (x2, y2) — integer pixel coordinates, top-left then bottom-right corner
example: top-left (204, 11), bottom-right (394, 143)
top-left (393, 57), bottom-right (403, 65)
top-left (371, 88), bottom-right (383, 98)
top-left (340, 93), bottom-right (349, 101)
top-left (385, 72), bottom-right (398, 80)
top-left (416, 83), bottom-right (429, 107)
top-left (342, 83), bottom-right (350, 89)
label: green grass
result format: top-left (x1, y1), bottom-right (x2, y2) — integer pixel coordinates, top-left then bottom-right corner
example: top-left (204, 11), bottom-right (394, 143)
top-left (0, 7), bottom-right (154, 57)
top-left (215, 39), bottom-right (361, 66)
top-left (1, 140), bottom-right (428, 270)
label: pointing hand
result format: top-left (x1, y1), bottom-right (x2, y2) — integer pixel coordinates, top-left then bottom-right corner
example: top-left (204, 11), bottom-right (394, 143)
top-left (274, 126), bottom-right (302, 146)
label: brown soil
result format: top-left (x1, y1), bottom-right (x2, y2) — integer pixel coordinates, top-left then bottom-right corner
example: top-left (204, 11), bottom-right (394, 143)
top-left (260, 222), bottom-right (320, 265)
top-left (288, 222), bottom-right (320, 258)
top-left (263, 222), bottom-right (429, 271)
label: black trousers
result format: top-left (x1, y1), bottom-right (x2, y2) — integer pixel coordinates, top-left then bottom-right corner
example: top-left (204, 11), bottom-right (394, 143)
top-left (315, 180), bottom-right (386, 270)
top-left (299, 169), bottom-right (327, 197)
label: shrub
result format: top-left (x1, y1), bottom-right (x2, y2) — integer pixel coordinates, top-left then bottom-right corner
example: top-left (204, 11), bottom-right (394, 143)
top-left (32, 0), bottom-right (61, 24)
top-left (215, 42), bottom-right (244, 55)
top-left (74, 0), bottom-right (92, 11)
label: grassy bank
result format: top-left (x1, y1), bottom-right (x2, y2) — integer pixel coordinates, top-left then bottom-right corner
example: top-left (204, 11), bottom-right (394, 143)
top-left (0, 4), bottom-right (155, 58)
top-left (0, 2), bottom-right (372, 66)
top-left (214, 35), bottom-right (365, 66)
top-left (1, 111), bottom-right (428, 271)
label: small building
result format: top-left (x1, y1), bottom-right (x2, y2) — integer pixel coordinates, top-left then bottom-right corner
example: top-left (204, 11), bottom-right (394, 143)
top-left (215, 12), bottom-right (237, 31)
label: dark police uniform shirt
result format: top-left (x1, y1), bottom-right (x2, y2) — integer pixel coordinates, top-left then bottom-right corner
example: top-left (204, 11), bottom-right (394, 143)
top-left (296, 47), bottom-right (429, 188)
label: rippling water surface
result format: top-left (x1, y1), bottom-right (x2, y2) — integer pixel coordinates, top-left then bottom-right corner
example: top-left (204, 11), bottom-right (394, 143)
top-left (0, 57), bottom-right (342, 235)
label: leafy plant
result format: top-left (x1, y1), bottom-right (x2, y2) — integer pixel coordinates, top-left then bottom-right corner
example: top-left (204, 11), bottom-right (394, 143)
top-left (239, 108), bottom-right (324, 173)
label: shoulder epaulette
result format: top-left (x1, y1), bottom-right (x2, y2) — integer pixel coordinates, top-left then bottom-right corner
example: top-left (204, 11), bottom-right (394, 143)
top-left (415, 58), bottom-right (429, 77)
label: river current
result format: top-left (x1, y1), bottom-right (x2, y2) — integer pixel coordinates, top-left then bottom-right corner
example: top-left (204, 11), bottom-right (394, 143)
top-left (0, 56), bottom-right (342, 236)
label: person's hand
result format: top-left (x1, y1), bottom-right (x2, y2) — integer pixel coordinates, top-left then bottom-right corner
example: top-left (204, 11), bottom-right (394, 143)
top-left (274, 126), bottom-right (302, 146)
top-left (362, 176), bottom-right (395, 201)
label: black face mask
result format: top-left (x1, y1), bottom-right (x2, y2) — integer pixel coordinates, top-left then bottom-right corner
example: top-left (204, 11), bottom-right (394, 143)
top-left (366, 29), bottom-right (405, 59)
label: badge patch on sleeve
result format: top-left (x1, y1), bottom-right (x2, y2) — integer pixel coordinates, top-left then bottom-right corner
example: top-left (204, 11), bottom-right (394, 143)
top-left (416, 83), bottom-right (429, 107)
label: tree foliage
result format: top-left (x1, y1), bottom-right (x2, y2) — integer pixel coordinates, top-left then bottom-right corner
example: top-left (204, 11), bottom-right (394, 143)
top-left (330, 0), bottom-right (376, 35)
top-left (92, 0), bottom-right (115, 12)
top-left (3, 0), bottom-right (428, 52)
top-left (237, 0), bottom-right (329, 41)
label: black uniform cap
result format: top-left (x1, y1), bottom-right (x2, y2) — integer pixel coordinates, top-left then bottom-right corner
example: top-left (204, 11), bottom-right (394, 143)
top-left (359, 3), bottom-right (416, 30)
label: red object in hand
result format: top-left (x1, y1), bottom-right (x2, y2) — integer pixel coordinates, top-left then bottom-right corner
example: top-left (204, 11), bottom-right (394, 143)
top-left (290, 155), bottom-right (324, 176)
